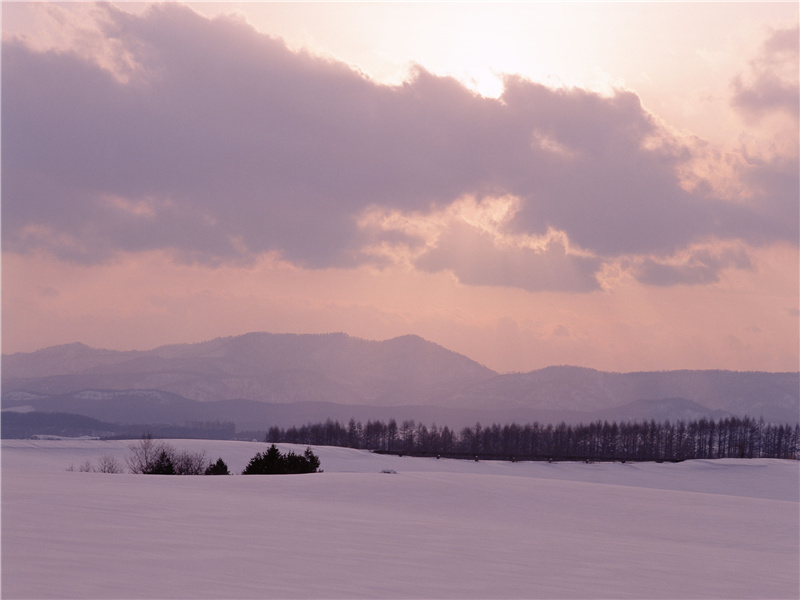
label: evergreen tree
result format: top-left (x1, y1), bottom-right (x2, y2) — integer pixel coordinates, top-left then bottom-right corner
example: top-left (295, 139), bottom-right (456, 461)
top-left (303, 447), bottom-right (321, 472)
top-left (205, 457), bottom-right (230, 475)
top-left (148, 449), bottom-right (175, 475)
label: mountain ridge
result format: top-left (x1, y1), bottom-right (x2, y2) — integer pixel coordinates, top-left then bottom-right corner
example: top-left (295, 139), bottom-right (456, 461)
top-left (2, 332), bottom-right (498, 407)
top-left (3, 332), bottom-right (798, 428)
top-left (7, 333), bottom-right (797, 377)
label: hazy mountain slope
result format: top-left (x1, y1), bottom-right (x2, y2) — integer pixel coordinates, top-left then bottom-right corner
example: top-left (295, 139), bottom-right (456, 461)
top-left (0, 390), bottom-right (752, 434)
top-left (2, 389), bottom-right (202, 425)
top-left (1, 343), bottom-right (141, 378)
top-left (2, 333), bottom-right (498, 406)
top-left (590, 397), bottom-right (731, 424)
top-left (451, 366), bottom-right (799, 422)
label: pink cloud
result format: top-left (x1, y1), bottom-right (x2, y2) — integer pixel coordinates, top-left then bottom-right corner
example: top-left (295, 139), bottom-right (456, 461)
top-left (732, 26), bottom-right (799, 122)
top-left (415, 220), bottom-right (601, 292)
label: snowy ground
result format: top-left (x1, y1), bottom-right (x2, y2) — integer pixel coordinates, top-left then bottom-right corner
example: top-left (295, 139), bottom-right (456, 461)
top-left (2, 439), bottom-right (798, 599)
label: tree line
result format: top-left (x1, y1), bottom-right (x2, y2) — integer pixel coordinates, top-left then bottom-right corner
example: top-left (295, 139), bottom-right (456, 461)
top-left (266, 416), bottom-right (799, 461)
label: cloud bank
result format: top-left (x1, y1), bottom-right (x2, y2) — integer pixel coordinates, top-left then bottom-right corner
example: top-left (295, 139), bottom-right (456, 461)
top-left (3, 4), bottom-right (797, 292)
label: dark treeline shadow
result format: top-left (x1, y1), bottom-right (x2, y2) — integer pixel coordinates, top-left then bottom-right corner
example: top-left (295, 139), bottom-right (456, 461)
top-left (266, 416), bottom-right (800, 461)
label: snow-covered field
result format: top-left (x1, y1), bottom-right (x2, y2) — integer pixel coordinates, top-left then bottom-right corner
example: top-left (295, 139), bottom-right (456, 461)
top-left (2, 439), bottom-right (798, 599)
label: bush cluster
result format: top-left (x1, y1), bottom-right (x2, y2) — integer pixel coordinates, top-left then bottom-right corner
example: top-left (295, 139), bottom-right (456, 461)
top-left (242, 444), bottom-right (320, 475)
top-left (68, 454), bottom-right (124, 473)
top-left (69, 436), bottom-right (321, 476)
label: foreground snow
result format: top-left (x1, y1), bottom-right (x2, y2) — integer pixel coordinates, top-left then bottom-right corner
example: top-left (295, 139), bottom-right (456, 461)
top-left (2, 439), bottom-right (798, 599)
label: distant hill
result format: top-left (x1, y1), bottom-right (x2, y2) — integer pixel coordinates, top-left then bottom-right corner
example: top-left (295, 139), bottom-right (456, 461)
top-left (449, 366), bottom-right (799, 423)
top-left (2, 333), bottom-right (497, 406)
top-left (2, 332), bottom-right (798, 433)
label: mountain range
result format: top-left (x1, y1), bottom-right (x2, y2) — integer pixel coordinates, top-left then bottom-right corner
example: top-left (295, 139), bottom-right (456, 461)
top-left (2, 332), bottom-right (798, 437)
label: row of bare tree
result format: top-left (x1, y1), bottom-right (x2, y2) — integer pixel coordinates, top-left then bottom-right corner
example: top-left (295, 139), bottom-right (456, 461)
top-left (267, 416), bottom-right (799, 461)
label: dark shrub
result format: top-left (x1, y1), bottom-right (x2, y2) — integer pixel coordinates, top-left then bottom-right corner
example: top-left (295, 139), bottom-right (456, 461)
top-left (148, 449), bottom-right (175, 475)
top-left (302, 447), bottom-right (321, 472)
top-left (242, 444), bottom-right (320, 475)
top-left (205, 457), bottom-right (230, 475)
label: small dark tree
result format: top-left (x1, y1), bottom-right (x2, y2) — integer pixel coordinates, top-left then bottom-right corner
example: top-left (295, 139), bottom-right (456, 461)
top-left (303, 447), bottom-right (321, 472)
top-left (148, 449), bottom-right (175, 475)
top-left (204, 457), bottom-right (230, 475)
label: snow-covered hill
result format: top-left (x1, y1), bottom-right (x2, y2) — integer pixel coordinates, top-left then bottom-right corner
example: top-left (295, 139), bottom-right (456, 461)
top-left (2, 439), bottom-right (797, 599)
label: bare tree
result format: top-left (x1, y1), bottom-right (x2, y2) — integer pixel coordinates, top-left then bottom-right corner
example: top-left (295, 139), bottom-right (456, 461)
top-left (173, 449), bottom-right (208, 475)
top-left (97, 453), bottom-right (123, 474)
top-left (126, 434), bottom-right (169, 474)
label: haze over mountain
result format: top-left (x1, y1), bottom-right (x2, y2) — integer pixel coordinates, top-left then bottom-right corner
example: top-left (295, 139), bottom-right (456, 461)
top-left (2, 333), bottom-right (495, 406)
top-left (2, 332), bottom-right (798, 435)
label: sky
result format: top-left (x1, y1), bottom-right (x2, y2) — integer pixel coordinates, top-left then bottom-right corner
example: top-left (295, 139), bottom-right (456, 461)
top-left (1, 2), bottom-right (798, 373)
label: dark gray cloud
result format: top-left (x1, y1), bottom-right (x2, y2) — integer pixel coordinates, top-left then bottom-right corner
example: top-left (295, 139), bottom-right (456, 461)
top-left (2, 4), bottom-right (796, 291)
top-left (633, 247), bottom-right (753, 287)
